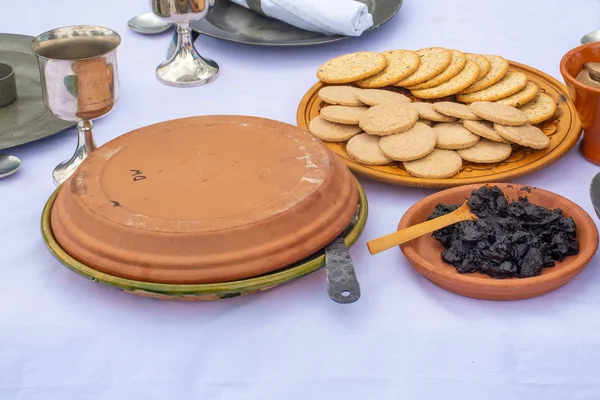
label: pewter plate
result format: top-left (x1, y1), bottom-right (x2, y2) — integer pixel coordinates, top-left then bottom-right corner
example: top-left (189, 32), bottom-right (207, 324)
top-left (0, 33), bottom-right (73, 150)
top-left (190, 0), bottom-right (403, 47)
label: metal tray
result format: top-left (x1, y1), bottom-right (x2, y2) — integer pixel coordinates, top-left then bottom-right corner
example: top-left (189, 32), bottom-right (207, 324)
top-left (189, 0), bottom-right (403, 47)
top-left (0, 33), bottom-right (73, 150)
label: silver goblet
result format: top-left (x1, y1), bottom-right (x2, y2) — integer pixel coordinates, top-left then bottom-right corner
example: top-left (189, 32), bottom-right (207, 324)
top-left (150, 0), bottom-right (219, 87)
top-left (31, 25), bottom-right (121, 185)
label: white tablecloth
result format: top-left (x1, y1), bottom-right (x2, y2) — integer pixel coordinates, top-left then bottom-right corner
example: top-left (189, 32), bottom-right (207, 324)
top-left (2, 1), bottom-right (600, 399)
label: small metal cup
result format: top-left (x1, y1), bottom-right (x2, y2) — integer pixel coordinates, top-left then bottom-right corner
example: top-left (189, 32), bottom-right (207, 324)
top-left (31, 25), bottom-right (121, 185)
top-left (150, 0), bottom-right (219, 87)
top-left (0, 63), bottom-right (17, 108)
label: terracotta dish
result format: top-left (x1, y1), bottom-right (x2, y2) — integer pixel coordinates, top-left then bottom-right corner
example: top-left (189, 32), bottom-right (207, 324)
top-left (49, 115), bottom-right (359, 284)
top-left (42, 183), bottom-right (368, 300)
top-left (398, 183), bottom-right (598, 300)
top-left (560, 42), bottom-right (600, 165)
top-left (297, 61), bottom-right (581, 188)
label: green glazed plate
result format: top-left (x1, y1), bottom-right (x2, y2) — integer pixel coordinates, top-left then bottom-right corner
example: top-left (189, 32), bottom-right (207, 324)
top-left (41, 181), bottom-right (368, 301)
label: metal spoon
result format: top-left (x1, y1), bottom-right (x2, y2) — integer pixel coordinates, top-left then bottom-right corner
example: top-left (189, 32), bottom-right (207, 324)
top-left (581, 29), bottom-right (600, 45)
top-left (0, 154), bottom-right (21, 178)
top-left (127, 13), bottom-right (173, 35)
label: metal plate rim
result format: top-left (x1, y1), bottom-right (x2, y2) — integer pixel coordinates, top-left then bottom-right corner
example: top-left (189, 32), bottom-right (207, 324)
top-left (0, 33), bottom-right (74, 150)
top-left (190, 0), bottom-right (403, 47)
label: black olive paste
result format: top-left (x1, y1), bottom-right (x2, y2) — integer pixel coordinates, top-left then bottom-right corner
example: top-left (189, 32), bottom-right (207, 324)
top-left (428, 185), bottom-right (580, 279)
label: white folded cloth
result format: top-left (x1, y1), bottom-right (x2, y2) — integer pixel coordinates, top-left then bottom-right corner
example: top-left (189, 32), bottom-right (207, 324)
top-left (229, 0), bottom-right (374, 36)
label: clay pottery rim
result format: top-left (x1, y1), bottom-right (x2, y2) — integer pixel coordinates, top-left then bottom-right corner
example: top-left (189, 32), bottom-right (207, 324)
top-left (41, 181), bottom-right (368, 299)
top-left (560, 41), bottom-right (600, 95)
top-left (398, 183), bottom-right (599, 300)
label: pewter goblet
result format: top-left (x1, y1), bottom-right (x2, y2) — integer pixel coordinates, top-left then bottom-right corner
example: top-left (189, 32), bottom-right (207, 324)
top-left (150, 0), bottom-right (219, 87)
top-left (31, 25), bottom-right (121, 185)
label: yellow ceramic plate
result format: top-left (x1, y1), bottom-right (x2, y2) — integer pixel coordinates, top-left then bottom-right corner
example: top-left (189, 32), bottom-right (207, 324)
top-left (297, 60), bottom-right (582, 188)
top-left (41, 182), bottom-right (368, 301)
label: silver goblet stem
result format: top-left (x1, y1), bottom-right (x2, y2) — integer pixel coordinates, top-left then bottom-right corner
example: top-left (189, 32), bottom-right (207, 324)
top-left (52, 120), bottom-right (97, 185)
top-left (151, 0), bottom-right (219, 87)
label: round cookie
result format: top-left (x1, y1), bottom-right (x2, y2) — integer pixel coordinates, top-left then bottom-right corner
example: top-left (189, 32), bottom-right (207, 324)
top-left (407, 50), bottom-right (467, 90)
top-left (308, 116), bottom-right (363, 142)
top-left (433, 122), bottom-right (481, 149)
top-left (456, 139), bottom-right (512, 163)
top-left (493, 123), bottom-right (551, 149)
top-left (318, 85), bottom-right (364, 106)
top-left (393, 47), bottom-right (453, 87)
top-left (410, 60), bottom-right (480, 99)
top-left (356, 50), bottom-right (421, 88)
top-left (359, 103), bottom-right (419, 136)
top-left (357, 89), bottom-right (411, 106)
top-left (403, 149), bottom-right (463, 178)
top-left (411, 102), bottom-right (457, 122)
top-left (317, 52), bottom-right (387, 84)
top-left (320, 105), bottom-right (369, 125)
top-left (466, 54), bottom-right (491, 80)
top-left (346, 133), bottom-right (392, 166)
top-left (379, 122), bottom-right (437, 161)
top-left (469, 101), bottom-right (529, 126)
top-left (519, 93), bottom-right (557, 125)
top-left (495, 81), bottom-right (539, 107)
top-left (456, 71), bottom-right (528, 103)
top-left (433, 101), bottom-right (480, 120)
top-left (462, 120), bottom-right (508, 143)
top-left (459, 55), bottom-right (509, 94)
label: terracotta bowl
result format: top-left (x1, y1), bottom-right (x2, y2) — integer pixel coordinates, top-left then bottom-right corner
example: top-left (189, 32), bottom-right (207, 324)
top-left (50, 115), bottom-right (359, 284)
top-left (560, 42), bottom-right (600, 165)
top-left (399, 183), bottom-right (599, 301)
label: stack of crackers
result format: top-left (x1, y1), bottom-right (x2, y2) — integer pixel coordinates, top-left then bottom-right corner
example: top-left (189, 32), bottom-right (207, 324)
top-left (316, 47), bottom-right (557, 122)
top-left (308, 47), bottom-right (559, 179)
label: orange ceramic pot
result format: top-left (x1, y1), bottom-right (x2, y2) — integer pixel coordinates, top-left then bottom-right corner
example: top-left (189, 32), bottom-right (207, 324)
top-left (560, 42), bottom-right (600, 165)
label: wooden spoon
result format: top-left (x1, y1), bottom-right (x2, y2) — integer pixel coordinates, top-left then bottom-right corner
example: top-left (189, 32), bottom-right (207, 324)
top-left (367, 201), bottom-right (478, 255)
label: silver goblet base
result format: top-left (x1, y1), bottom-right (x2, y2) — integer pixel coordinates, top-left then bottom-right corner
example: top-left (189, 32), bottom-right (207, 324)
top-left (156, 23), bottom-right (219, 87)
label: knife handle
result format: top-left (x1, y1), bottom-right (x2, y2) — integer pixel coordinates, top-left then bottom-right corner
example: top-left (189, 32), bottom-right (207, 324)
top-left (325, 237), bottom-right (361, 304)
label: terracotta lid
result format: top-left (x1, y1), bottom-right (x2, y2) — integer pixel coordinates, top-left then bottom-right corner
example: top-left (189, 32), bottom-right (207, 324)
top-left (51, 115), bottom-right (358, 284)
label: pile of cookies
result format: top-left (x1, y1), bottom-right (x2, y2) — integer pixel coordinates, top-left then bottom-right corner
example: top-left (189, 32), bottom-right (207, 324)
top-left (308, 85), bottom-right (551, 178)
top-left (308, 47), bottom-right (560, 179)
top-left (316, 47), bottom-right (557, 124)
